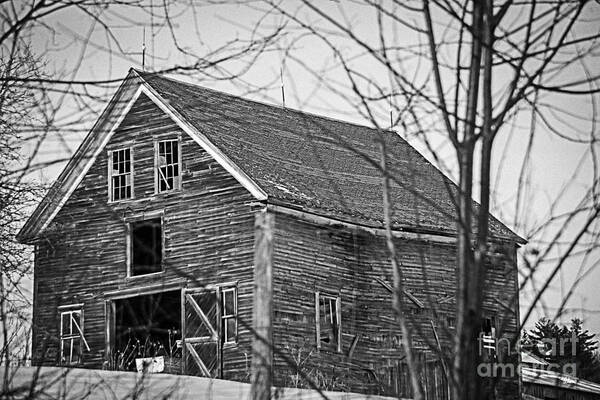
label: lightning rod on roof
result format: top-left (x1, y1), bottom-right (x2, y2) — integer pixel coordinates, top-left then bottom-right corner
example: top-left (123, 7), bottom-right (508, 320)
top-left (280, 66), bottom-right (286, 108)
top-left (389, 92), bottom-right (393, 130)
top-left (142, 28), bottom-right (146, 71)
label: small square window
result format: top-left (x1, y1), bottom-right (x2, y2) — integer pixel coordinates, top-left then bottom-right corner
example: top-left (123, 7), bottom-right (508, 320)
top-left (109, 148), bottom-right (133, 201)
top-left (130, 218), bottom-right (162, 276)
top-left (221, 287), bottom-right (237, 344)
top-left (156, 140), bottom-right (181, 193)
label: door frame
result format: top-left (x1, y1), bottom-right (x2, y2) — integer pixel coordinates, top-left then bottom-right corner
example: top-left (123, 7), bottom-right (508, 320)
top-left (104, 281), bottom-right (185, 370)
top-left (181, 281), bottom-right (238, 378)
top-left (104, 281), bottom-right (238, 376)
top-left (181, 287), bottom-right (221, 378)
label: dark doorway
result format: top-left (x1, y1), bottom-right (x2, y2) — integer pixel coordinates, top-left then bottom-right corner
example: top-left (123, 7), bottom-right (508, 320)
top-left (113, 290), bottom-right (181, 373)
top-left (130, 218), bottom-right (162, 276)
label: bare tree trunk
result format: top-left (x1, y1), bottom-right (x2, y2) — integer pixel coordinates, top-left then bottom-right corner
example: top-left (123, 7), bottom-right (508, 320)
top-left (454, 2), bottom-right (483, 399)
top-left (473, 2), bottom-right (495, 397)
top-left (455, 145), bottom-right (476, 400)
top-left (251, 211), bottom-right (274, 400)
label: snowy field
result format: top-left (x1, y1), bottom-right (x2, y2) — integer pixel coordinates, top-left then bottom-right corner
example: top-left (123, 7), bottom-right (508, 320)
top-left (0, 366), bottom-right (399, 400)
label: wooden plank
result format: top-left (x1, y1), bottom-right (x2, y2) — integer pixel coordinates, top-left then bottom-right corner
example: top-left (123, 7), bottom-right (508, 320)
top-left (186, 343), bottom-right (211, 377)
top-left (185, 336), bottom-right (216, 344)
top-left (267, 204), bottom-right (458, 244)
top-left (216, 287), bottom-right (222, 378)
top-left (374, 277), bottom-right (425, 308)
top-left (181, 285), bottom-right (187, 376)
top-left (314, 292), bottom-right (320, 350)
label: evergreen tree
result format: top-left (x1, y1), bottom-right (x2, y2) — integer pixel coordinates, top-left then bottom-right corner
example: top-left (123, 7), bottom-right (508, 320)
top-left (525, 318), bottom-right (600, 382)
top-left (569, 319), bottom-right (599, 380)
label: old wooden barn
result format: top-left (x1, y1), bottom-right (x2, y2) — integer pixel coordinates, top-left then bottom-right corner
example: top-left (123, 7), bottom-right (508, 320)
top-left (18, 69), bottom-right (525, 398)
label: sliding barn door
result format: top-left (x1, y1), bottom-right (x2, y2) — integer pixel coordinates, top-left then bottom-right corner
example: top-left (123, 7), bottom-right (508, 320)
top-left (182, 288), bottom-right (221, 377)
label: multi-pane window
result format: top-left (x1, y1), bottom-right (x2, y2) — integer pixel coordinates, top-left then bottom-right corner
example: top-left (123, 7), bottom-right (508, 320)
top-left (59, 307), bottom-right (89, 365)
top-left (156, 139), bottom-right (180, 193)
top-left (315, 292), bottom-right (341, 352)
top-left (109, 148), bottom-right (133, 201)
top-left (221, 287), bottom-right (237, 344)
top-left (130, 218), bottom-right (163, 276)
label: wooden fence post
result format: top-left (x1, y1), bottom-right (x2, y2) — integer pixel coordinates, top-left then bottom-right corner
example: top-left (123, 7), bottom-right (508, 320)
top-left (251, 210), bottom-right (274, 400)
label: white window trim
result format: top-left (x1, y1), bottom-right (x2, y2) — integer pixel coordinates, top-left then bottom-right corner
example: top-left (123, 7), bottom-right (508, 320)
top-left (126, 213), bottom-right (165, 278)
top-left (154, 136), bottom-right (182, 194)
top-left (221, 286), bottom-right (238, 345)
top-left (59, 306), bottom-right (90, 366)
top-left (315, 292), bottom-right (342, 352)
top-left (481, 316), bottom-right (498, 356)
top-left (107, 147), bottom-right (134, 202)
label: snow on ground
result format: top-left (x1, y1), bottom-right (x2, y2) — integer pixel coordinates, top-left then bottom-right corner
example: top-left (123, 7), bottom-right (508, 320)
top-left (0, 366), bottom-right (399, 400)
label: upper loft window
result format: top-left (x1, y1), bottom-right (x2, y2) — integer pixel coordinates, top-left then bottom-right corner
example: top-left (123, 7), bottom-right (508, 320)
top-left (130, 218), bottom-right (163, 276)
top-left (109, 148), bottom-right (133, 201)
top-left (156, 139), bottom-right (181, 193)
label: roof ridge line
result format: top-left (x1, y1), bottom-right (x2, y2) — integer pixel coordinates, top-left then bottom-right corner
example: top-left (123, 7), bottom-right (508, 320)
top-left (138, 70), bottom-right (397, 135)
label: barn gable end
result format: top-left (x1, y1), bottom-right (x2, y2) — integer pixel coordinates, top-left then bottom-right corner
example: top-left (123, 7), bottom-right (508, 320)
top-left (18, 71), bottom-right (266, 243)
top-left (32, 89), bottom-right (259, 380)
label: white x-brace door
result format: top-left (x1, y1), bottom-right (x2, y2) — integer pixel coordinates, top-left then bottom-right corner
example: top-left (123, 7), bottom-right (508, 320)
top-left (182, 288), bottom-right (221, 377)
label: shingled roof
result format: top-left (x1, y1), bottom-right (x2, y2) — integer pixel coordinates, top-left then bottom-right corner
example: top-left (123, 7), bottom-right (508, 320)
top-left (18, 69), bottom-right (524, 243)
top-left (140, 71), bottom-right (522, 243)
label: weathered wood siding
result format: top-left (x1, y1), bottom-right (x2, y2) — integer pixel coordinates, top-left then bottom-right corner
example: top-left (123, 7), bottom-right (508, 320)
top-left (31, 90), bottom-right (521, 399)
top-left (270, 212), bottom-right (520, 398)
top-left (32, 93), bottom-right (257, 382)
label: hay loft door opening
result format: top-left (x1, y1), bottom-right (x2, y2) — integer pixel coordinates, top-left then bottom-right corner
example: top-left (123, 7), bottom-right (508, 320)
top-left (182, 288), bottom-right (221, 378)
top-left (112, 290), bottom-right (181, 373)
